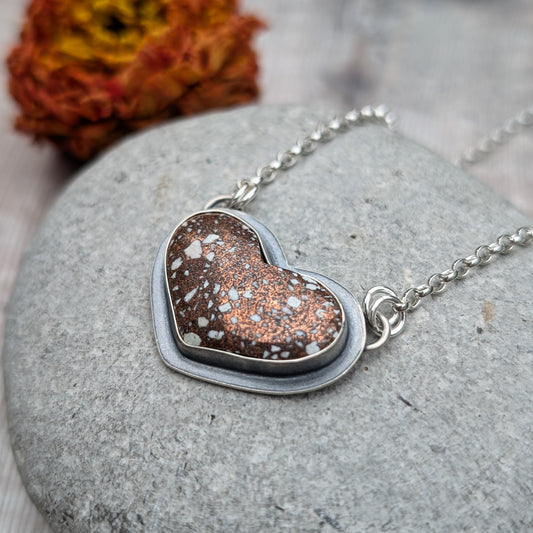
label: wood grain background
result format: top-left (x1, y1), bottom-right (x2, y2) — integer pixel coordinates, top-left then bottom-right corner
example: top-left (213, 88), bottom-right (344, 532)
top-left (1, 0), bottom-right (531, 530)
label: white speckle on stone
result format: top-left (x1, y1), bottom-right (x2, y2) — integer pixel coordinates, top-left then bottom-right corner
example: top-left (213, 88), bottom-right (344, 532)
top-left (250, 314), bottom-right (261, 322)
top-left (230, 317), bottom-right (238, 325)
top-left (306, 283), bottom-right (318, 290)
top-left (207, 300), bottom-right (213, 309)
top-left (208, 330), bottom-right (224, 340)
top-left (262, 350), bottom-right (270, 358)
top-left (282, 307), bottom-right (293, 315)
top-left (183, 332), bottom-right (201, 346)
top-left (244, 263), bottom-right (250, 270)
top-left (228, 287), bottom-right (239, 301)
top-left (287, 296), bottom-right (301, 308)
top-left (263, 279), bottom-right (269, 285)
top-left (203, 234), bottom-right (219, 244)
top-left (213, 283), bottom-right (220, 295)
top-left (306, 341), bottom-right (320, 355)
top-left (243, 290), bottom-right (252, 299)
top-left (219, 302), bottom-right (232, 313)
top-left (271, 346), bottom-right (281, 352)
top-left (281, 351), bottom-right (290, 359)
top-left (184, 240), bottom-right (202, 259)
top-left (290, 278), bottom-right (300, 285)
top-left (184, 287), bottom-right (197, 303)
top-left (198, 317), bottom-right (209, 328)
top-left (171, 257), bottom-right (183, 270)
top-left (184, 270), bottom-right (189, 276)
top-left (205, 252), bottom-right (215, 262)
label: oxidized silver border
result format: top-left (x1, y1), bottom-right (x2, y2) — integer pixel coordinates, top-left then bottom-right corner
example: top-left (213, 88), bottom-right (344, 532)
top-left (151, 208), bottom-right (366, 394)
top-left (164, 209), bottom-right (347, 376)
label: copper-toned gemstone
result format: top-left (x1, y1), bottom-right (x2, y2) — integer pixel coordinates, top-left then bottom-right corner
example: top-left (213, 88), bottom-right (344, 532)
top-left (165, 211), bottom-right (344, 373)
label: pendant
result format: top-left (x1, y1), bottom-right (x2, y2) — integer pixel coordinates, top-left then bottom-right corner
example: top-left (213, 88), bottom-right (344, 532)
top-left (151, 209), bottom-right (366, 394)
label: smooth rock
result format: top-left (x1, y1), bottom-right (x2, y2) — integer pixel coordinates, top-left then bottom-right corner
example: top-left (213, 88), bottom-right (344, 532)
top-left (3, 105), bottom-right (533, 532)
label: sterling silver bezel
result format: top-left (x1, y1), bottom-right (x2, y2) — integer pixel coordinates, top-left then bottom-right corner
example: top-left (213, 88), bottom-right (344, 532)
top-left (151, 208), bottom-right (366, 394)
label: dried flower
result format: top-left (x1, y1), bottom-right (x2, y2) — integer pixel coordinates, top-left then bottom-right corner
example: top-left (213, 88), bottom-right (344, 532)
top-left (7, 0), bottom-right (264, 160)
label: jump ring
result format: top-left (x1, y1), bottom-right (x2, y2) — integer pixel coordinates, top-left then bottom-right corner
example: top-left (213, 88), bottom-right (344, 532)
top-left (204, 194), bottom-right (233, 210)
top-left (363, 286), bottom-right (406, 338)
top-left (365, 312), bottom-right (392, 351)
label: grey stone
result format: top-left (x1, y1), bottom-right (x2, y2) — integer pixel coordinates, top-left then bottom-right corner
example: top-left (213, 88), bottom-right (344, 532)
top-left (3, 105), bottom-right (533, 532)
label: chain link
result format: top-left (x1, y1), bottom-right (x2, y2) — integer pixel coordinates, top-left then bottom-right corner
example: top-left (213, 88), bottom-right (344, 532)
top-left (204, 105), bottom-right (395, 210)
top-left (399, 226), bottom-right (533, 310)
top-left (457, 103), bottom-right (533, 168)
top-left (203, 104), bottom-right (533, 351)
top-left (364, 227), bottom-right (533, 348)
top-left (365, 104), bottom-right (533, 348)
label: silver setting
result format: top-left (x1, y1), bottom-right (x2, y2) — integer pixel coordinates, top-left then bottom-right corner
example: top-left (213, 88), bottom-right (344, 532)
top-left (163, 209), bottom-right (348, 377)
top-left (152, 209), bottom-right (366, 395)
top-left (154, 104), bottom-right (533, 392)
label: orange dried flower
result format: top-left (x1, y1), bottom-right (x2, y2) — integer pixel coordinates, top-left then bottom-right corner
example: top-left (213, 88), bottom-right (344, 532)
top-left (7, 0), bottom-right (264, 160)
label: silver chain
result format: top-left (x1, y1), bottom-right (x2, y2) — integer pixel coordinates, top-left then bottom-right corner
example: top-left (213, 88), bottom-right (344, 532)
top-left (204, 105), bottom-right (395, 210)
top-left (205, 105), bottom-right (533, 350)
top-left (363, 226), bottom-right (533, 350)
top-left (457, 103), bottom-right (533, 168)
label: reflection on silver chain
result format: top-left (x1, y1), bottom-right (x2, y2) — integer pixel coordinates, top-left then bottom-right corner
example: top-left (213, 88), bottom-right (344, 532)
top-left (364, 226), bottom-right (533, 349)
top-left (365, 105), bottom-right (533, 348)
top-left (399, 226), bottom-right (533, 310)
top-left (204, 105), bottom-right (395, 210)
top-left (457, 103), bottom-right (533, 168)
top-left (204, 104), bottom-right (533, 350)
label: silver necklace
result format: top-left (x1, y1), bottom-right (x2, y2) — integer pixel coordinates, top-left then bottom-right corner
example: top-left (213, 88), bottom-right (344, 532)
top-left (151, 105), bottom-right (533, 394)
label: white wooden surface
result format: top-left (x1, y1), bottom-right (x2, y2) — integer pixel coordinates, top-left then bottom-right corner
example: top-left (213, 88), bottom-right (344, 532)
top-left (1, 1), bottom-right (532, 530)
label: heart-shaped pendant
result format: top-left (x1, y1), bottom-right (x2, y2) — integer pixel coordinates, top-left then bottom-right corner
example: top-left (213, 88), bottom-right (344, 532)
top-left (151, 209), bottom-right (366, 394)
